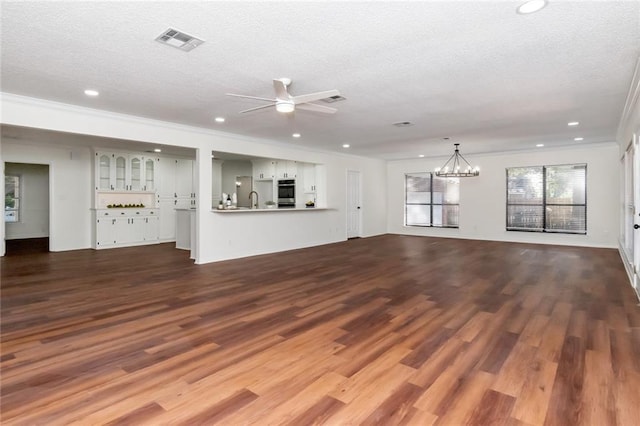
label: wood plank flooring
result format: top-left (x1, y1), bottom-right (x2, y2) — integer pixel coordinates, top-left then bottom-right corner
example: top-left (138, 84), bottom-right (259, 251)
top-left (1, 235), bottom-right (639, 425)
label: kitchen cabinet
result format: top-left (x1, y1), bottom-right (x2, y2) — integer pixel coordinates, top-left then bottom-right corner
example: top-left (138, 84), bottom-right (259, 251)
top-left (157, 157), bottom-right (196, 241)
top-left (253, 160), bottom-right (276, 180)
top-left (158, 198), bottom-right (177, 241)
top-left (94, 151), bottom-right (157, 192)
top-left (302, 163), bottom-right (317, 193)
top-left (157, 158), bottom-right (195, 199)
top-left (93, 208), bottom-right (159, 249)
top-left (276, 160), bottom-right (297, 179)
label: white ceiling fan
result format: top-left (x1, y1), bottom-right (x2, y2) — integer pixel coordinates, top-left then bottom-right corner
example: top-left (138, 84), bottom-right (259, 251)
top-left (226, 78), bottom-right (341, 114)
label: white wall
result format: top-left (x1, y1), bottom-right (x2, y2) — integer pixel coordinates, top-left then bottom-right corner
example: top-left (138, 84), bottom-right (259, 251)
top-left (2, 139), bottom-right (93, 251)
top-left (387, 143), bottom-right (619, 248)
top-left (5, 162), bottom-right (50, 239)
top-left (1, 94), bottom-right (388, 262)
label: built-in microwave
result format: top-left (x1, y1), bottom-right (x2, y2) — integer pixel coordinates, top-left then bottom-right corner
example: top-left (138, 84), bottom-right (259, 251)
top-left (277, 179), bottom-right (295, 208)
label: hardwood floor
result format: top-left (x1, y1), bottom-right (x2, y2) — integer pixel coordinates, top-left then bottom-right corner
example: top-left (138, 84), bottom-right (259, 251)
top-left (1, 235), bottom-right (639, 425)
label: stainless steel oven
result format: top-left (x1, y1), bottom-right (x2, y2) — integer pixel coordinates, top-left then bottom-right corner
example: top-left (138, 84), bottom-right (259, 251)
top-left (277, 179), bottom-right (295, 208)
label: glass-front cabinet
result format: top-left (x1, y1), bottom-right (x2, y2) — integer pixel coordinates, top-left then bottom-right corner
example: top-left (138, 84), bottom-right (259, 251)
top-left (145, 158), bottom-right (155, 191)
top-left (95, 151), bottom-right (157, 192)
top-left (130, 156), bottom-right (142, 191)
top-left (98, 154), bottom-right (112, 190)
top-left (115, 155), bottom-right (127, 190)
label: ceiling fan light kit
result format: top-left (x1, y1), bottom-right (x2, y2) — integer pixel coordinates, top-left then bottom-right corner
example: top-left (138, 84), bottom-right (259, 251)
top-left (275, 101), bottom-right (295, 113)
top-left (435, 144), bottom-right (480, 177)
top-left (227, 78), bottom-right (341, 115)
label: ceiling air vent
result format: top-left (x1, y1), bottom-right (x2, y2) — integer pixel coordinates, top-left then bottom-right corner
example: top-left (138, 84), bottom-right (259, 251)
top-left (393, 121), bottom-right (414, 127)
top-left (321, 95), bottom-right (347, 103)
top-left (155, 28), bottom-right (204, 52)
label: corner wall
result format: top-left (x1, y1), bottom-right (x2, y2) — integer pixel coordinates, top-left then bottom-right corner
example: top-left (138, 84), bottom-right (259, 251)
top-left (2, 140), bottom-right (92, 251)
top-left (387, 143), bottom-right (619, 248)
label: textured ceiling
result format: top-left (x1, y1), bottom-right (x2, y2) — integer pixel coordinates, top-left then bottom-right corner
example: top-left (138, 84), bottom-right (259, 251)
top-left (1, 1), bottom-right (639, 159)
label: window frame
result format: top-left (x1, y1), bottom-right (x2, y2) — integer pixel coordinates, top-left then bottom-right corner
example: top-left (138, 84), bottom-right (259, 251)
top-left (405, 172), bottom-right (460, 228)
top-left (4, 174), bottom-right (21, 223)
top-left (505, 163), bottom-right (587, 235)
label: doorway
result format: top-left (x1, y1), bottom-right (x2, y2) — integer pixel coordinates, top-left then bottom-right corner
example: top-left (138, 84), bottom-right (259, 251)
top-left (346, 170), bottom-right (362, 239)
top-left (4, 162), bottom-right (50, 255)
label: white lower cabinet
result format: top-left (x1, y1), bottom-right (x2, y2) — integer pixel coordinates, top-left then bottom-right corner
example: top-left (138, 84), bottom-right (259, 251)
top-left (93, 209), bottom-right (159, 249)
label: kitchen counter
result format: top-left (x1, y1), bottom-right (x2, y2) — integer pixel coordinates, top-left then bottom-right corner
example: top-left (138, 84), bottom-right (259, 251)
top-left (212, 207), bottom-right (327, 213)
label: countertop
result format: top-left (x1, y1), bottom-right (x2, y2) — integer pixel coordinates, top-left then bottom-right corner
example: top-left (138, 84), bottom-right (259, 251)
top-left (212, 207), bottom-right (327, 213)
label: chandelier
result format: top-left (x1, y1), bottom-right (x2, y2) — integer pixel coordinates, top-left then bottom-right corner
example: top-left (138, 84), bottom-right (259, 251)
top-left (435, 144), bottom-right (479, 177)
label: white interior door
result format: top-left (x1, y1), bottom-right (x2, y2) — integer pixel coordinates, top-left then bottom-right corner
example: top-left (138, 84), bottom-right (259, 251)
top-left (347, 170), bottom-right (361, 238)
top-left (632, 135), bottom-right (640, 293)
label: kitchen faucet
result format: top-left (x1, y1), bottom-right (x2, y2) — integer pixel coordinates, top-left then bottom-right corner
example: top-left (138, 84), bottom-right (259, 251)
top-left (249, 191), bottom-right (259, 209)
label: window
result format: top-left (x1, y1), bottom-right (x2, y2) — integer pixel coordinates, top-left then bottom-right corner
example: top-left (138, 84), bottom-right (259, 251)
top-left (405, 173), bottom-right (459, 227)
top-left (5, 175), bottom-right (21, 223)
top-left (506, 164), bottom-right (586, 234)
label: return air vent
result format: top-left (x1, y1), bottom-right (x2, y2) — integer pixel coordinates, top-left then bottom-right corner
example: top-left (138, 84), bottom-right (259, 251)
top-left (155, 28), bottom-right (204, 52)
top-left (320, 95), bottom-right (347, 103)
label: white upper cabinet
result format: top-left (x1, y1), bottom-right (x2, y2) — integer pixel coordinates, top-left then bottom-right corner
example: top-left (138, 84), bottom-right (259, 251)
top-left (129, 155), bottom-right (143, 191)
top-left (276, 160), bottom-right (297, 179)
top-left (145, 158), bottom-right (156, 191)
top-left (175, 159), bottom-right (195, 199)
top-left (114, 154), bottom-right (127, 190)
top-left (95, 151), bottom-right (156, 192)
top-left (97, 153), bottom-right (113, 190)
top-left (302, 163), bottom-right (317, 193)
top-left (253, 160), bottom-right (276, 181)
top-left (156, 158), bottom-right (195, 200)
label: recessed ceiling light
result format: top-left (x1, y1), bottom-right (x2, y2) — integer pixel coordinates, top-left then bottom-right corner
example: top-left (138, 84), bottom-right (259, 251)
top-left (419, 154), bottom-right (425, 158)
top-left (154, 148), bottom-right (162, 153)
top-left (574, 137), bottom-right (584, 141)
top-left (568, 121), bottom-right (579, 126)
top-left (536, 144), bottom-right (544, 147)
top-left (342, 144), bottom-right (350, 148)
top-left (214, 117), bottom-right (225, 123)
top-left (84, 89), bottom-right (99, 97)
top-left (516, 0), bottom-right (548, 14)
top-left (292, 133), bottom-right (301, 138)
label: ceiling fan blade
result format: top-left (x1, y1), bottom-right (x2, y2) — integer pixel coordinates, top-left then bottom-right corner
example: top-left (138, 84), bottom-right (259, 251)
top-left (296, 103), bottom-right (337, 114)
top-left (273, 79), bottom-right (290, 100)
top-left (239, 104), bottom-right (275, 114)
top-left (291, 89), bottom-right (340, 105)
top-left (226, 93), bottom-right (276, 102)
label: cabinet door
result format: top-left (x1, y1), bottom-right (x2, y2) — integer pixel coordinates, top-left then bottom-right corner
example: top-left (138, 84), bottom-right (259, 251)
top-left (175, 159), bottom-right (194, 198)
top-left (254, 160), bottom-right (275, 180)
top-left (96, 152), bottom-right (114, 190)
top-left (96, 217), bottom-right (115, 247)
top-left (129, 156), bottom-right (143, 191)
top-left (113, 217), bottom-right (133, 244)
top-left (144, 216), bottom-right (160, 241)
top-left (158, 199), bottom-right (176, 240)
top-left (145, 158), bottom-right (157, 191)
top-left (303, 163), bottom-right (317, 193)
top-left (276, 160), bottom-right (297, 179)
top-left (114, 155), bottom-right (127, 191)
top-left (157, 157), bottom-right (177, 198)
top-left (130, 217), bottom-right (146, 242)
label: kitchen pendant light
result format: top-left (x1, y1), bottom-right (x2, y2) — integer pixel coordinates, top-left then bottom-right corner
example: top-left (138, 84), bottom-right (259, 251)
top-left (435, 144), bottom-right (479, 177)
